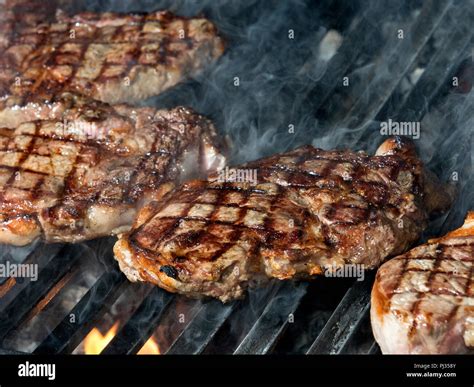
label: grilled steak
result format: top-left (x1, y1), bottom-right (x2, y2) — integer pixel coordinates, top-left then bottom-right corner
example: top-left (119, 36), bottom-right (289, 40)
top-left (0, 0), bottom-right (59, 52)
top-left (0, 8), bottom-right (224, 119)
top-left (371, 212), bottom-right (473, 354)
top-left (114, 137), bottom-right (452, 302)
top-left (0, 96), bottom-right (225, 245)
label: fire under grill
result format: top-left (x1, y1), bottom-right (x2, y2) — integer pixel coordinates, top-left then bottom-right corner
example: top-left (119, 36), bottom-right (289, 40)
top-left (0, 0), bottom-right (473, 356)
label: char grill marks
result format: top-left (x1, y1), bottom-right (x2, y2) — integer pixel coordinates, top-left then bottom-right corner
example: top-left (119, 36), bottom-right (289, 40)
top-left (371, 213), bottom-right (474, 354)
top-left (114, 137), bottom-right (450, 302)
top-left (0, 1), bottom-right (59, 49)
top-left (0, 9), bottom-right (224, 105)
top-left (0, 103), bottom-right (225, 245)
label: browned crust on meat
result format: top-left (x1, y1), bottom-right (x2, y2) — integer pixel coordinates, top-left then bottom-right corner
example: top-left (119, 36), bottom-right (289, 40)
top-left (0, 100), bottom-right (225, 245)
top-left (0, 213), bottom-right (41, 245)
top-left (371, 212), bottom-right (474, 354)
top-left (0, 9), bottom-right (224, 104)
top-left (371, 270), bottom-right (391, 318)
top-left (115, 137), bottom-right (450, 301)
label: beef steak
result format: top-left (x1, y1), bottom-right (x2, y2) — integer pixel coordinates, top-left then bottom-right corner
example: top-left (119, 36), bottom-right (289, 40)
top-left (0, 8), bottom-right (224, 116)
top-left (371, 212), bottom-right (473, 354)
top-left (114, 137), bottom-right (452, 301)
top-left (0, 94), bottom-right (225, 245)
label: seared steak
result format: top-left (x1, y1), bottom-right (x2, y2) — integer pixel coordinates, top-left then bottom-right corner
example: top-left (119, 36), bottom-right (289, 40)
top-left (0, 96), bottom-right (225, 245)
top-left (0, 8), bottom-right (224, 115)
top-left (371, 212), bottom-right (473, 354)
top-left (0, 0), bottom-right (59, 52)
top-left (114, 137), bottom-right (452, 302)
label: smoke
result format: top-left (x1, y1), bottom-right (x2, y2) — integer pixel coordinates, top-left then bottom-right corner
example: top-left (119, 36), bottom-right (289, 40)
top-left (68, 0), bottom-right (325, 163)
top-left (1, 0), bottom-right (472, 354)
top-left (419, 89), bottom-right (474, 233)
top-left (151, 0), bottom-right (327, 163)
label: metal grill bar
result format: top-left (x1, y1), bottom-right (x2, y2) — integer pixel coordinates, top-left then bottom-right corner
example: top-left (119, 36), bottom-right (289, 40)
top-left (391, 13), bottom-right (474, 122)
top-left (368, 340), bottom-right (381, 354)
top-left (0, 243), bottom-right (63, 313)
top-left (0, 240), bottom-right (41, 278)
top-left (306, 276), bottom-right (373, 354)
top-left (437, 134), bottom-right (473, 236)
top-left (0, 348), bottom-right (26, 355)
top-left (306, 5), bottom-right (386, 114)
top-left (337, 308), bottom-right (374, 354)
top-left (101, 287), bottom-right (173, 355)
top-left (34, 268), bottom-right (126, 354)
top-left (165, 283), bottom-right (288, 355)
top-left (335, 0), bottom-right (454, 129)
top-left (233, 282), bottom-right (308, 354)
top-left (166, 301), bottom-right (236, 354)
top-left (0, 245), bottom-right (81, 343)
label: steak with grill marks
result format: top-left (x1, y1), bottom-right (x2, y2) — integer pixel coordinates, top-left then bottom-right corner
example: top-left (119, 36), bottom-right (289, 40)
top-left (0, 97), bottom-right (225, 245)
top-left (114, 137), bottom-right (453, 302)
top-left (371, 212), bottom-right (474, 354)
top-left (0, 8), bottom-right (224, 121)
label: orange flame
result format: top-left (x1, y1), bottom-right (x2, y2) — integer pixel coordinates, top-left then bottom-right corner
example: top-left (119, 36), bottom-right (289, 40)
top-left (83, 323), bottom-right (160, 355)
top-left (137, 336), bottom-right (160, 355)
top-left (84, 322), bottom-right (119, 355)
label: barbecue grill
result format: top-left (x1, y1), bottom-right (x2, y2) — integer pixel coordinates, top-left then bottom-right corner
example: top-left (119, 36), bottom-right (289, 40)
top-left (0, 0), bottom-right (472, 357)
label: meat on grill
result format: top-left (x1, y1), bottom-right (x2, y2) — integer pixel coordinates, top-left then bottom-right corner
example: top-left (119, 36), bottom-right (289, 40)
top-left (0, 93), bottom-right (225, 245)
top-left (371, 212), bottom-right (473, 354)
top-left (0, 7), bottom-right (224, 124)
top-left (114, 137), bottom-right (453, 302)
top-left (0, 0), bottom-right (59, 48)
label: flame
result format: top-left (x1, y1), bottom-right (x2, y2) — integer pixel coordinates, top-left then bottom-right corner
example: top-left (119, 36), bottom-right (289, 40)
top-left (84, 322), bottom-right (119, 355)
top-left (137, 336), bottom-right (160, 355)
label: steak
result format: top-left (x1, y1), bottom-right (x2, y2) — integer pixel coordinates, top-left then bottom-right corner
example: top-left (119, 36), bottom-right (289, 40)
top-left (371, 212), bottom-right (473, 354)
top-left (0, 0), bottom-right (60, 53)
top-left (114, 137), bottom-right (452, 302)
top-left (0, 95), bottom-right (225, 245)
top-left (0, 7), bottom-right (224, 119)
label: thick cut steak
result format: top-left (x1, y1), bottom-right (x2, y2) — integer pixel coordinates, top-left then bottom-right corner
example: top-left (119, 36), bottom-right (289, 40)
top-left (0, 95), bottom-right (225, 245)
top-left (0, 8), bottom-right (224, 120)
top-left (114, 137), bottom-right (452, 302)
top-left (371, 212), bottom-right (473, 354)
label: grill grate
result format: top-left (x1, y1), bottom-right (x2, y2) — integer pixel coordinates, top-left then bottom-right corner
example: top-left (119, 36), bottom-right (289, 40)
top-left (102, 287), bottom-right (174, 355)
top-left (0, 245), bottom-right (81, 343)
top-left (34, 267), bottom-right (126, 354)
top-left (166, 300), bottom-right (236, 355)
top-left (0, 0), bottom-right (472, 355)
top-left (332, 0), bottom-right (454, 130)
top-left (233, 282), bottom-right (308, 355)
top-left (306, 275), bottom-right (372, 354)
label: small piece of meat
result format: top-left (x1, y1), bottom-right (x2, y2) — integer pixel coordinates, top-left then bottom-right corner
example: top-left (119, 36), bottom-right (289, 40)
top-left (114, 136), bottom-right (452, 302)
top-left (371, 212), bottom-right (474, 354)
top-left (0, 96), bottom-right (225, 245)
top-left (0, 9), bottom-right (224, 107)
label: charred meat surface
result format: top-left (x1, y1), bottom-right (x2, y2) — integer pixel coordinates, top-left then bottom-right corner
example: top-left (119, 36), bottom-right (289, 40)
top-left (371, 212), bottom-right (474, 354)
top-left (0, 8), bottom-right (224, 109)
top-left (0, 0), bottom-right (59, 39)
top-left (0, 97), bottom-right (225, 245)
top-left (114, 137), bottom-right (452, 302)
